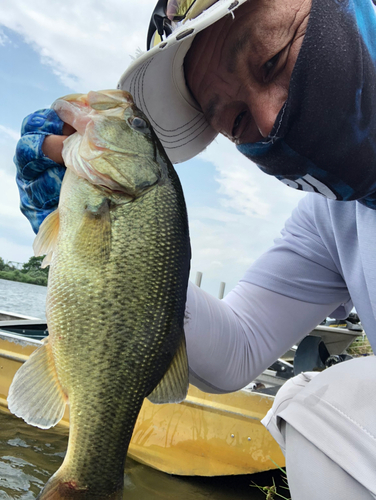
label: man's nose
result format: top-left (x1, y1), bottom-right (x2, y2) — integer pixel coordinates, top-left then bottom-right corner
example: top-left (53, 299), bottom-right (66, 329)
top-left (247, 88), bottom-right (286, 138)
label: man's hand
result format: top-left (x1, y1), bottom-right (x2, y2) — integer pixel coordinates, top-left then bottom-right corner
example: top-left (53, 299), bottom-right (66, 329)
top-left (42, 123), bottom-right (75, 164)
top-left (14, 109), bottom-right (75, 234)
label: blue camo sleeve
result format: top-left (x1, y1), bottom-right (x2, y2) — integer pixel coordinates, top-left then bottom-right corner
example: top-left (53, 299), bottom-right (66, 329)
top-left (14, 109), bottom-right (66, 234)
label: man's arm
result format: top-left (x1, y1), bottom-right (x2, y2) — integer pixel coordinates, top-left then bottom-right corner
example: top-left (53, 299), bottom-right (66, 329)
top-left (185, 281), bottom-right (342, 393)
top-left (185, 194), bottom-right (352, 393)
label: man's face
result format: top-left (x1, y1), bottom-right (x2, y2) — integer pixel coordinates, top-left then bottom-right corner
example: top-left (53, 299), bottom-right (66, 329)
top-left (184, 0), bottom-right (311, 144)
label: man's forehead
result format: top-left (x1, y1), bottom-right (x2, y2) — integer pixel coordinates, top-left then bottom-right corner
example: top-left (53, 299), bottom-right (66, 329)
top-left (184, 0), bottom-right (283, 73)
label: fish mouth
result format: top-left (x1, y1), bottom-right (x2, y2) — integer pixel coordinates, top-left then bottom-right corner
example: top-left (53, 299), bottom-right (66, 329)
top-left (52, 90), bottom-right (135, 134)
top-left (54, 90), bottom-right (162, 198)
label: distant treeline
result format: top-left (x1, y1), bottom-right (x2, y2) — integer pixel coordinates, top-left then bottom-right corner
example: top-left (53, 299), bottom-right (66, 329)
top-left (0, 256), bottom-right (48, 287)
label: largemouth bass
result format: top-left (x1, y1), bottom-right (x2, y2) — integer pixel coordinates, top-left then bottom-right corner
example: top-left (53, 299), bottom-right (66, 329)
top-left (8, 90), bottom-right (191, 499)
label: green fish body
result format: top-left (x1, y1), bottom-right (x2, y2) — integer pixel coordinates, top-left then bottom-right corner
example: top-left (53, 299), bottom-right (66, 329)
top-left (8, 90), bottom-right (191, 499)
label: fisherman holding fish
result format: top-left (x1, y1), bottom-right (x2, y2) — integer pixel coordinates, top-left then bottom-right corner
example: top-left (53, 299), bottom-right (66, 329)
top-left (14, 0), bottom-right (376, 498)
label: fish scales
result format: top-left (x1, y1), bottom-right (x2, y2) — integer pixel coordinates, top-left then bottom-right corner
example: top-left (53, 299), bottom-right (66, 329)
top-left (8, 90), bottom-right (191, 499)
top-left (49, 173), bottom-right (187, 488)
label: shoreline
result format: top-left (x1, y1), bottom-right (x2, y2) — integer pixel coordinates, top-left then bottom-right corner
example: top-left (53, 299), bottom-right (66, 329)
top-left (0, 271), bottom-right (47, 287)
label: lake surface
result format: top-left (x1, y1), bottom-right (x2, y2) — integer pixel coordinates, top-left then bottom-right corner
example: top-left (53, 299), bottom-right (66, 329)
top-left (0, 279), bottom-right (47, 320)
top-left (0, 279), bottom-right (284, 499)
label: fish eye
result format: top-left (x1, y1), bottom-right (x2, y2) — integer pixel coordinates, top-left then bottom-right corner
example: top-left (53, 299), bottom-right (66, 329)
top-left (130, 116), bottom-right (148, 130)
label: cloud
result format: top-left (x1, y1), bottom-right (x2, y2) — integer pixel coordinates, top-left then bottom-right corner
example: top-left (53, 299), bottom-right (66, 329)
top-left (216, 163), bottom-right (270, 218)
top-left (200, 138), bottom-right (270, 218)
top-left (0, 28), bottom-right (10, 46)
top-left (0, 237), bottom-right (34, 264)
top-left (200, 135), bottom-right (304, 220)
top-left (0, 168), bottom-right (35, 263)
top-left (0, 128), bottom-right (34, 261)
top-left (0, 124), bottom-right (20, 141)
top-left (0, 125), bottom-right (20, 177)
top-left (1, 0), bottom-right (153, 91)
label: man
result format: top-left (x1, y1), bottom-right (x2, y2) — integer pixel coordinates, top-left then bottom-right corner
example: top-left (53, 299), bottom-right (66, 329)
top-left (14, 0), bottom-right (376, 497)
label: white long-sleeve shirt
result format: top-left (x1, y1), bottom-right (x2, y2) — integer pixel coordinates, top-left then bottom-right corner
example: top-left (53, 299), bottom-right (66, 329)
top-left (185, 194), bottom-right (376, 393)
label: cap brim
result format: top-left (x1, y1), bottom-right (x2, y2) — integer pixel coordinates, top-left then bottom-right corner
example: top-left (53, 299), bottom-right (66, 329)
top-left (118, 0), bottom-right (247, 164)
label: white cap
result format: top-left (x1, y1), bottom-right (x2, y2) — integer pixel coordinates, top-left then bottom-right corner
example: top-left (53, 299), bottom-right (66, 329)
top-left (118, 0), bottom-right (247, 164)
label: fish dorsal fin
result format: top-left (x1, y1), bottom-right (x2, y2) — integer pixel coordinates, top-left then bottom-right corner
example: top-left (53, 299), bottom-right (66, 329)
top-left (75, 200), bottom-right (112, 264)
top-left (33, 210), bottom-right (60, 267)
top-left (7, 339), bottom-right (67, 429)
top-left (147, 335), bottom-right (189, 404)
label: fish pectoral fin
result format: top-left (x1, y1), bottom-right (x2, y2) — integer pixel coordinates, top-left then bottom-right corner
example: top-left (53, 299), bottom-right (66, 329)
top-left (147, 335), bottom-right (189, 404)
top-left (75, 199), bottom-right (111, 263)
top-left (7, 339), bottom-right (67, 429)
top-left (33, 209), bottom-right (60, 267)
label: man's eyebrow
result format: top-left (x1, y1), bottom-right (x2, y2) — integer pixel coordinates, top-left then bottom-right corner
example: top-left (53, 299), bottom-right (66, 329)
top-left (227, 32), bottom-right (250, 74)
top-left (204, 94), bottom-right (220, 123)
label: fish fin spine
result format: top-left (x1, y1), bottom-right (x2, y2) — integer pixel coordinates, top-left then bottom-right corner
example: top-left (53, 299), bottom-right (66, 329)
top-left (7, 338), bottom-right (67, 429)
top-left (33, 209), bottom-right (60, 267)
top-left (147, 334), bottom-right (189, 404)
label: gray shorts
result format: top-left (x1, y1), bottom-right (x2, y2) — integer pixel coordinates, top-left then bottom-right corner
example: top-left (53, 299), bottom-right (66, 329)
top-left (262, 356), bottom-right (376, 499)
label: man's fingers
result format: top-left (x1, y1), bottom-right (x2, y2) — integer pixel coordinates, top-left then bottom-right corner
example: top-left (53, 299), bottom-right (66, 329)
top-left (42, 135), bottom-right (69, 165)
top-left (62, 123), bottom-right (76, 136)
top-left (42, 125), bottom-right (75, 164)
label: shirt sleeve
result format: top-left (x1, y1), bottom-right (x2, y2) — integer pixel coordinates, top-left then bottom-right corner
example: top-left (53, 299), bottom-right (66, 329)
top-left (185, 281), bottom-right (343, 393)
top-left (243, 194), bottom-right (352, 310)
top-left (185, 195), bottom-right (352, 394)
top-left (14, 109), bottom-right (66, 233)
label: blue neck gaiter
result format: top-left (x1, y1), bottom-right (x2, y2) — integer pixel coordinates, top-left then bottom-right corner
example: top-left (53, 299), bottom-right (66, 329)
top-left (237, 0), bottom-right (376, 208)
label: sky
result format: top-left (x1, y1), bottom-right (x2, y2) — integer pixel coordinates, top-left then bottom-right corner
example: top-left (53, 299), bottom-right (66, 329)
top-left (0, 0), bottom-right (305, 298)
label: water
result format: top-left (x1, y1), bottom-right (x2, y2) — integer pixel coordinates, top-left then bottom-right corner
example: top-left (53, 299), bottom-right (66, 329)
top-left (0, 412), bottom-right (283, 500)
top-left (0, 279), bottom-right (47, 320)
top-left (0, 279), bottom-right (283, 499)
